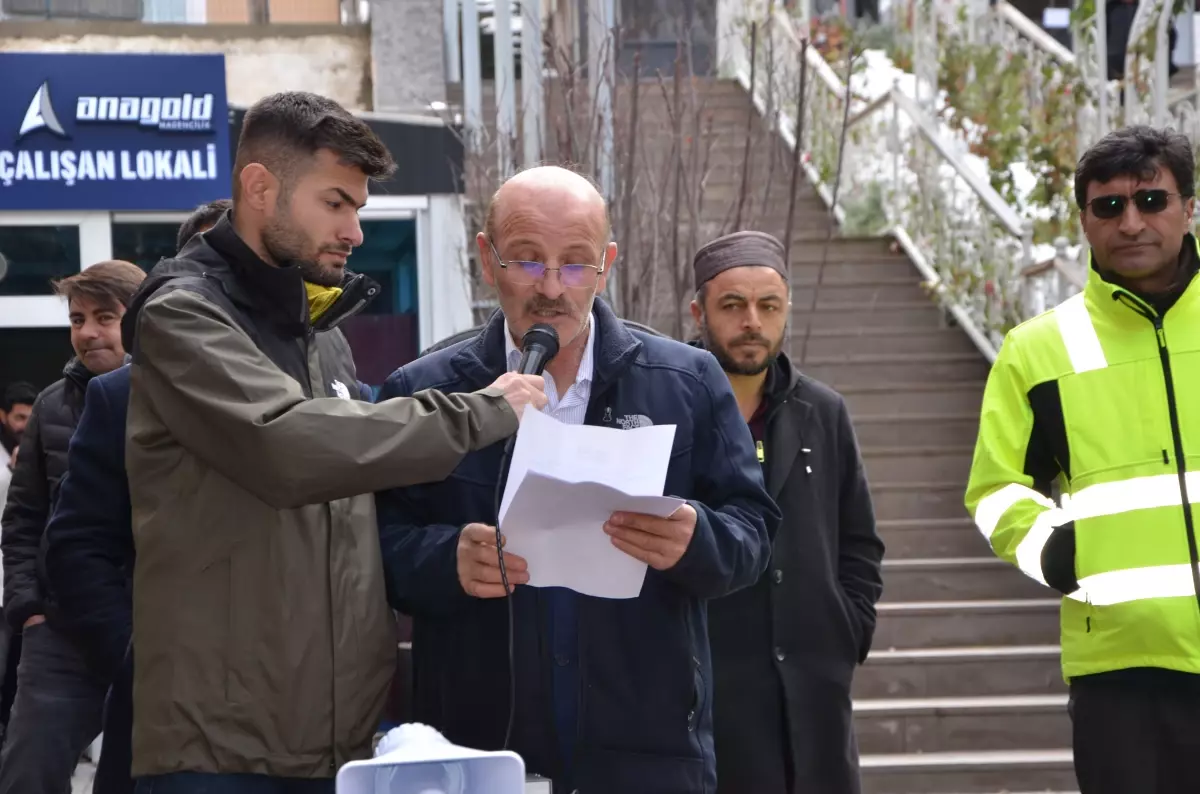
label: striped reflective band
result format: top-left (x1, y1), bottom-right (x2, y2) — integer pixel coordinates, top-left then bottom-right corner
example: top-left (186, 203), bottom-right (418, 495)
top-left (974, 483), bottom-right (1056, 540)
top-left (1055, 293), bottom-right (1107, 373)
top-left (1063, 472), bottom-right (1200, 520)
top-left (1067, 563), bottom-right (1200, 606)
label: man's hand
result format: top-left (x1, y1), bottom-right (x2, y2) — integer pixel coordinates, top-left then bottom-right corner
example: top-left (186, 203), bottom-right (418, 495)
top-left (457, 523), bottom-right (531, 598)
top-left (23, 615), bottom-right (45, 629)
top-left (488, 372), bottom-right (548, 420)
top-left (604, 504), bottom-right (698, 570)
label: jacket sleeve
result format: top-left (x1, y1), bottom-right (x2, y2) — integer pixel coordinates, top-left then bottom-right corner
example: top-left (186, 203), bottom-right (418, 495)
top-left (133, 287), bottom-right (519, 509)
top-left (43, 377), bottom-right (134, 679)
top-left (375, 368), bottom-right (471, 617)
top-left (1, 397), bottom-right (50, 630)
top-left (965, 335), bottom-right (1073, 593)
top-left (834, 397), bottom-right (885, 664)
top-left (661, 354), bottom-right (779, 599)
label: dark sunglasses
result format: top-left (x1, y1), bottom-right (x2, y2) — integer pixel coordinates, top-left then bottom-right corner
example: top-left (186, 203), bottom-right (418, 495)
top-left (1087, 189), bottom-right (1181, 220)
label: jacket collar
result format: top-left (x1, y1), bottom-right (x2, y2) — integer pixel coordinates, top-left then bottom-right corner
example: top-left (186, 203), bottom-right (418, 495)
top-left (134, 210), bottom-right (380, 339)
top-left (450, 297), bottom-right (642, 391)
top-left (1084, 232), bottom-right (1200, 318)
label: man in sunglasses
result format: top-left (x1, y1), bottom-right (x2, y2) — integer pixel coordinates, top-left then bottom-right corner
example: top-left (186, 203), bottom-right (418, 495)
top-left (967, 124), bottom-right (1200, 794)
top-left (375, 165), bottom-right (779, 794)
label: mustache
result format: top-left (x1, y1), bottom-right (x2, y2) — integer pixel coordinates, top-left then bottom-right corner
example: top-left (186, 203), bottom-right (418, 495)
top-left (525, 297), bottom-right (574, 314)
top-left (321, 245), bottom-right (352, 256)
top-left (730, 332), bottom-right (771, 347)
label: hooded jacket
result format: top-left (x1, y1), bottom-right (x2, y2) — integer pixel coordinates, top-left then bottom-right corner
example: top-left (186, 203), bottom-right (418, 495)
top-left (124, 213), bottom-right (519, 778)
top-left (2, 355), bottom-right (101, 631)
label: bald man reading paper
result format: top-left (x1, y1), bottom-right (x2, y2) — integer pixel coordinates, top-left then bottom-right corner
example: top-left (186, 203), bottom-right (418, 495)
top-left (375, 166), bottom-right (780, 794)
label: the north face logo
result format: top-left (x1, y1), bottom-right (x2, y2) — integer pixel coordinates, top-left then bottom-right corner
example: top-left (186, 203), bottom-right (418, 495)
top-left (331, 380), bottom-right (351, 400)
top-left (615, 413), bottom-right (653, 429)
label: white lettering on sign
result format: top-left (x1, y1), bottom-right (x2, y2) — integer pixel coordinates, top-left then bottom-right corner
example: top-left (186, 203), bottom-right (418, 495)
top-left (75, 93), bottom-right (215, 132)
top-left (0, 143), bottom-right (218, 187)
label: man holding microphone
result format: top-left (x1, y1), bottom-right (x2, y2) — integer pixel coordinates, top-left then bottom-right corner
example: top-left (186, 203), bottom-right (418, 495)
top-left (123, 91), bottom-right (546, 793)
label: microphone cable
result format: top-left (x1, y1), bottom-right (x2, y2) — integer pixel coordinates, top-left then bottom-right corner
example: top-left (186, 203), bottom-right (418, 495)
top-left (494, 436), bottom-right (518, 751)
top-left (490, 322), bottom-right (559, 751)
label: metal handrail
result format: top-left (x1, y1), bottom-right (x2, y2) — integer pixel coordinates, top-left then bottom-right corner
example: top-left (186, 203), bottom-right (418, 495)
top-left (995, 0), bottom-right (1074, 65)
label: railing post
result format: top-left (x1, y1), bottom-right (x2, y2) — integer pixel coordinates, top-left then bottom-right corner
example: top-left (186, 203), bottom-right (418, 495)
top-left (462, 0), bottom-right (483, 154)
top-left (443, 0), bottom-right (461, 84)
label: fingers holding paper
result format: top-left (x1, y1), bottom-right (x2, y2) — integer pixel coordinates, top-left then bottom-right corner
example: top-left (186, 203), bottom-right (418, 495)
top-left (604, 504), bottom-right (698, 571)
top-left (457, 522), bottom-right (530, 599)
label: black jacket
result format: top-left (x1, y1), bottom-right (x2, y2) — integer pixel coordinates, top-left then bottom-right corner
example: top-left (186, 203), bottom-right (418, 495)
top-left (706, 351), bottom-right (885, 794)
top-left (1, 355), bottom-right (97, 631)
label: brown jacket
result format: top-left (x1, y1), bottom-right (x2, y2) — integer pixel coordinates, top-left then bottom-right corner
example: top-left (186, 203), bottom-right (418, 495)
top-left (124, 216), bottom-right (516, 778)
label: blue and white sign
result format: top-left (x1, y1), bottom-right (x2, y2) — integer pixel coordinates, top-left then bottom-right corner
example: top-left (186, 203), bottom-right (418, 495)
top-left (0, 53), bottom-right (231, 211)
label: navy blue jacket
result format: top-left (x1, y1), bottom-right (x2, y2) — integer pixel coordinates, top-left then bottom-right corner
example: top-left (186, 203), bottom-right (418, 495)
top-left (44, 365), bottom-right (133, 680)
top-left (43, 365), bottom-right (134, 794)
top-left (377, 300), bottom-right (779, 794)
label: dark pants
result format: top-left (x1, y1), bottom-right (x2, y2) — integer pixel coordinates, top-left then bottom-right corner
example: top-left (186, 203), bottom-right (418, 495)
top-left (133, 774), bottom-right (334, 794)
top-left (94, 649), bottom-right (134, 794)
top-left (1070, 671), bottom-right (1200, 793)
top-left (0, 620), bottom-right (108, 794)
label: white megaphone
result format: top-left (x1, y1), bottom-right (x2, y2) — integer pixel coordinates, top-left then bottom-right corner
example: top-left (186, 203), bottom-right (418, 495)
top-left (335, 723), bottom-right (527, 794)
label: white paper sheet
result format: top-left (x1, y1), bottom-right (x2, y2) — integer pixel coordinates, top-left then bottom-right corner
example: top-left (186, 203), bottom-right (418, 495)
top-left (497, 410), bottom-right (684, 599)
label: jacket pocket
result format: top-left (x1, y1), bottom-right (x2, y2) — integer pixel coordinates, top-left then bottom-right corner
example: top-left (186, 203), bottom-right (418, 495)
top-left (687, 655), bottom-right (706, 734)
top-left (225, 551), bottom-right (253, 705)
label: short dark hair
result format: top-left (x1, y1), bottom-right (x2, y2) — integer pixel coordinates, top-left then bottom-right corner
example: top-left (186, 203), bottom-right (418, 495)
top-left (1075, 125), bottom-right (1195, 208)
top-left (233, 92), bottom-right (396, 199)
top-left (177, 198), bottom-right (231, 251)
top-left (52, 260), bottom-right (146, 313)
top-left (2, 382), bottom-right (37, 412)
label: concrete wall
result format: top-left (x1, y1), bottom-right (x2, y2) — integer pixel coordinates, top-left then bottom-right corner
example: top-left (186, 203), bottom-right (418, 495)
top-left (0, 20), bottom-right (372, 110)
top-left (369, 0), bottom-right (445, 113)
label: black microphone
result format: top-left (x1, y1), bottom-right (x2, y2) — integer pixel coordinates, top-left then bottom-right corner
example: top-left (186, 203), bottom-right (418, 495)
top-left (495, 322), bottom-right (559, 751)
top-left (516, 323), bottom-right (560, 376)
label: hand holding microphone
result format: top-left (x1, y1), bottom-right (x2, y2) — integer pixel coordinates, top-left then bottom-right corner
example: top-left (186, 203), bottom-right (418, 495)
top-left (486, 323), bottom-right (560, 420)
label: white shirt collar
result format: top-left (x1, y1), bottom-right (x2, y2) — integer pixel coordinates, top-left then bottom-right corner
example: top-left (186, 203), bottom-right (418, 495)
top-left (505, 314), bottom-right (596, 388)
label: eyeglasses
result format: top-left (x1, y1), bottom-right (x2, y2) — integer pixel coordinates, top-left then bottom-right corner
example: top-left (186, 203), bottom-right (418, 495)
top-left (487, 238), bottom-right (604, 288)
top-left (1087, 189), bottom-right (1182, 220)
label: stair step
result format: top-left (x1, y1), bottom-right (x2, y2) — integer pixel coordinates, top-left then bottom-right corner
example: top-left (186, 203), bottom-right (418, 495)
top-left (861, 445), bottom-right (974, 482)
top-left (795, 301), bottom-right (946, 329)
top-left (871, 482), bottom-right (971, 522)
top-left (854, 645), bottom-right (1065, 699)
top-left (852, 413), bottom-right (979, 450)
top-left (882, 557), bottom-right (1056, 602)
top-left (841, 382), bottom-right (985, 416)
top-left (790, 279), bottom-right (929, 305)
top-left (800, 354), bottom-right (991, 387)
top-left (874, 599), bottom-right (1061, 649)
top-left (875, 517), bottom-right (990, 558)
top-left (853, 694), bottom-right (1070, 755)
top-left (799, 326), bottom-right (981, 357)
top-left (788, 259), bottom-right (918, 283)
top-left (860, 749), bottom-right (1077, 793)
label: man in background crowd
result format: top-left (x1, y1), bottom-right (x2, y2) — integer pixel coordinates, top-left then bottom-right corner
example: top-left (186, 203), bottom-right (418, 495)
top-left (44, 199), bottom-right (231, 794)
top-left (0, 384), bottom-right (35, 470)
top-left (0, 260), bottom-right (146, 794)
top-left (175, 198), bottom-right (230, 253)
top-left (690, 231), bottom-right (884, 793)
top-left (123, 90), bottom-right (543, 793)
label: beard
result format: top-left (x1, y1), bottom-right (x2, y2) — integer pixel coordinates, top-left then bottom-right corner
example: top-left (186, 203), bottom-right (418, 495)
top-left (261, 207), bottom-right (349, 288)
top-left (701, 322), bottom-right (783, 376)
top-left (524, 293), bottom-right (594, 344)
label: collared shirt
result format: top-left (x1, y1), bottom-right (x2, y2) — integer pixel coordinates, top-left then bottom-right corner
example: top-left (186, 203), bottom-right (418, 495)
top-left (503, 314), bottom-right (596, 777)
top-left (504, 317), bottom-right (595, 422)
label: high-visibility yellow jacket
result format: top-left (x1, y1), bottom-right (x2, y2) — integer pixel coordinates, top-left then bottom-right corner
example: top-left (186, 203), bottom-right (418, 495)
top-left (966, 237), bottom-right (1200, 680)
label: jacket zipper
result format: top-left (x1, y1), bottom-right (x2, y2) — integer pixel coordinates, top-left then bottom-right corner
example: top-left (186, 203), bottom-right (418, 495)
top-left (1119, 294), bottom-right (1200, 617)
top-left (306, 325), bottom-right (339, 772)
top-left (1151, 314), bottom-right (1200, 616)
